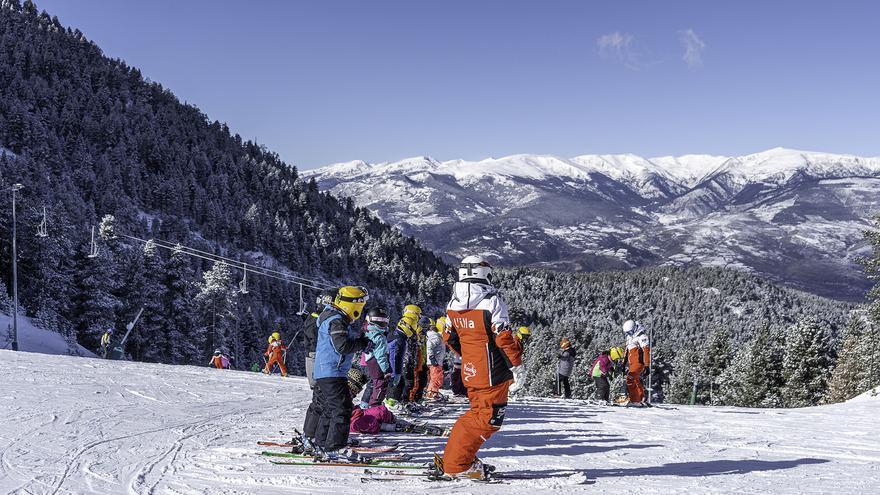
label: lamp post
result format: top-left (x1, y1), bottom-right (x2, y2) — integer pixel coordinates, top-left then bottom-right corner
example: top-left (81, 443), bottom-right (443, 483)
top-left (11, 183), bottom-right (23, 351)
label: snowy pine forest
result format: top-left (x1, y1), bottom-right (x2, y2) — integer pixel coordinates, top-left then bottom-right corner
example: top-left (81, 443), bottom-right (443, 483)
top-left (0, 0), bottom-right (450, 368)
top-left (1, 0), bottom-right (879, 408)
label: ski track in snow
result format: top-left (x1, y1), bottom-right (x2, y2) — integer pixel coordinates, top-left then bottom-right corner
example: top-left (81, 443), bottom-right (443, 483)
top-left (0, 350), bottom-right (878, 494)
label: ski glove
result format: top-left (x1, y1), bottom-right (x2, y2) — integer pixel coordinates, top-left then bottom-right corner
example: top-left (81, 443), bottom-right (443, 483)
top-left (509, 365), bottom-right (527, 393)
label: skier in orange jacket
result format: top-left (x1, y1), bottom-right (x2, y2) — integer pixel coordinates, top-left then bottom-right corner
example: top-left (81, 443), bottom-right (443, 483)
top-left (264, 331), bottom-right (288, 376)
top-left (437, 255), bottom-right (525, 480)
top-left (623, 320), bottom-right (651, 405)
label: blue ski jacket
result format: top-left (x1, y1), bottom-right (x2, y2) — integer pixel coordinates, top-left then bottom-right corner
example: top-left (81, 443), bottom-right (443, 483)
top-left (364, 324), bottom-right (391, 374)
top-left (313, 306), bottom-right (367, 380)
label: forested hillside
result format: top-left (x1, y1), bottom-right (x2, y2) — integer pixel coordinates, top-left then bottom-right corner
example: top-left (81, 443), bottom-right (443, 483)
top-left (495, 265), bottom-right (874, 406)
top-left (0, 0), bottom-right (451, 369)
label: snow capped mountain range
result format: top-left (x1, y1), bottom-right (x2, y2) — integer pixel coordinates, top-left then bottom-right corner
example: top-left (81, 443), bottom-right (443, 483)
top-left (305, 148), bottom-right (880, 300)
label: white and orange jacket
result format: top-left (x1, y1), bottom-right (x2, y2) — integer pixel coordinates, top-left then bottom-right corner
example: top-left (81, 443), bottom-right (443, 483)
top-left (444, 281), bottom-right (522, 390)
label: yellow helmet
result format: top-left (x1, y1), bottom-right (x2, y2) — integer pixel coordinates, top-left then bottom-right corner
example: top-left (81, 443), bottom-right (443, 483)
top-left (435, 316), bottom-right (447, 332)
top-left (403, 304), bottom-right (422, 317)
top-left (560, 338), bottom-right (571, 349)
top-left (397, 319), bottom-right (415, 337)
top-left (333, 286), bottom-right (369, 321)
top-left (610, 346), bottom-right (625, 361)
top-left (516, 326), bottom-right (530, 338)
top-left (271, 332), bottom-right (281, 340)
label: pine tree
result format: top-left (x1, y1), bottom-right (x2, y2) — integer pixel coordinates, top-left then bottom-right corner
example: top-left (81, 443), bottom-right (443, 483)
top-left (164, 247), bottom-right (195, 364)
top-left (715, 325), bottom-right (785, 407)
top-left (782, 319), bottom-right (834, 407)
top-left (700, 328), bottom-right (732, 404)
top-left (667, 347), bottom-right (701, 404)
top-left (862, 216), bottom-right (880, 394)
top-left (827, 315), bottom-right (866, 402)
top-left (194, 261), bottom-right (237, 360)
top-left (136, 240), bottom-right (170, 363)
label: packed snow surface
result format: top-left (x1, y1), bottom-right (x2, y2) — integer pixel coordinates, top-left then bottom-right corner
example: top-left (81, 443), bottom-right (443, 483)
top-left (0, 350), bottom-right (877, 494)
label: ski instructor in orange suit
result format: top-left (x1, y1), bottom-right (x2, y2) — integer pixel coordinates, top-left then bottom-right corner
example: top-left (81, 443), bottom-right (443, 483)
top-left (438, 255), bottom-right (525, 480)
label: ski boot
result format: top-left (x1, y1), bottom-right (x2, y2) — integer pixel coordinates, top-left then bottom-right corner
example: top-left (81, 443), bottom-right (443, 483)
top-left (320, 447), bottom-right (365, 464)
top-left (435, 457), bottom-right (495, 481)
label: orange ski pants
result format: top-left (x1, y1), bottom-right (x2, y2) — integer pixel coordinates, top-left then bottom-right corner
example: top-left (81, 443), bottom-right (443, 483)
top-left (442, 381), bottom-right (510, 474)
top-left (425, 365), bottom-right (444, 398)
top-left (264, 353), bottom-right (287, 376)
top-left (626, 347), bottom-right (649, 403)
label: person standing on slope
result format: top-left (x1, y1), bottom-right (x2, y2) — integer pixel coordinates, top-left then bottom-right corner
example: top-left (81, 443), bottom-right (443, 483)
top-left (438, 255), bottom-right (525, 480)
top-left (301, 288), bottom-right (337, 451)
top-left (209, 349), bottom-right (231, 369)
top-left (263, 331), bottom-right (288, 376)
top-left (623, 320), bottom-right (651, 405)
top-left (424, 316), bottom-right (447, 400)
top-left (411, 317), bottom-right (429, 403)
top-left (590, 347), bottom-right (623, 403)
top-left (557, 338), bottom-right (576, 399)
top-left (382, 308), bottom-right (410, 410)
top-left (312, 286), bottom-right (370, 460)
top-left (359, 307), bottom-right (392, 407)
top-left (100, 328), bottom-right (113, 358)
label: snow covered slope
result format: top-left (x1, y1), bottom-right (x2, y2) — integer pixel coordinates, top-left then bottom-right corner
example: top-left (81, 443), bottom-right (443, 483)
top-left (305, 148), bottom-right (880, 300)
top-left (0, 311), bottom-right (94, 357)
top-left (1, 350), bottom-right (877, 494)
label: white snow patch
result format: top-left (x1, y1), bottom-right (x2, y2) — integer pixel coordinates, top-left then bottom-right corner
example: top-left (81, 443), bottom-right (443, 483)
top-left (0, 311), bottom-right (94, 357)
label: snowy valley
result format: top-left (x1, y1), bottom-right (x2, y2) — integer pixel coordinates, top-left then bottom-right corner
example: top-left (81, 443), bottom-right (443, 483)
top-left (306, 148), bottom-right (880, 300)
top-left (0, 349), bottom-right (877, 494)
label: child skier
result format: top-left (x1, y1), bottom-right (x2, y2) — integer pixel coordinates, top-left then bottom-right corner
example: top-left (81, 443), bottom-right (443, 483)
top-left (360, 308), bottom-right (392, 407)
top-left (589, 348), bottom-right (623, 403)
top-left (311, 285), bottom-right (370, 460)
top-left (438, 255), bottom-right (524, 480)
top-left (209, 349), bottom-right (230, 369)
top-left (624, 320), bottom-right (651, 405)
top-left (263, 331), bottom-right (287, 376)
top-left (382, 310), bottom-right (410, 410)
top-left (424, 316), bottom-right (447, 400)
top-left (301, 288), bottom-right (337, 447)
top-left (557, 338), bottom-right (576, 399)
top-left (100, 328), bottom-right (113, 358)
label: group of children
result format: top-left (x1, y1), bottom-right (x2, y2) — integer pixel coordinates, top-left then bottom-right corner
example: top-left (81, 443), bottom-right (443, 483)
top-left (560, 318), bottom-right (653, 406)
top-left (284, 255), bottom-right (525, 480)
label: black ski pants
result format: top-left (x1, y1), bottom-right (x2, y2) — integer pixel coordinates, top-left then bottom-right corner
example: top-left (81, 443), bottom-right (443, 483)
top-left (594, 376), bottom-right (610, 401)
top-left (314, 377), bottom-right (352, 451)
top-left (557, 373), bottom-right (572, 399)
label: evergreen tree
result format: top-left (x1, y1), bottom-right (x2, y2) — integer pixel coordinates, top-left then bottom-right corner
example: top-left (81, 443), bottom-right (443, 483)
top-left (827, 315), bottom-right (866, 402)
top-left (862, 216), bottom-right (880, 394)
top-left (700, 328), bottom-right (732, 404)
top-left (713, 325), bottom-right (785, 407)
top-left (135, 240), bottom-right (169, 362)
top-left (163, 247), bottom-right (195, 364)
top-left (667, 347), bottom-right (701, 404)
top-left (782, 319), bottom-right (834, 407)
top-left (194, 262), bottom-right (237, 360)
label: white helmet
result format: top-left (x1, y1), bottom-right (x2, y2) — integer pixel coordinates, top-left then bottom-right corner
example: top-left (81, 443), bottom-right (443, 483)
top-left (623, 320), bottom-right (637, 335)
top-left (458, 255), bottom-right (492, 283)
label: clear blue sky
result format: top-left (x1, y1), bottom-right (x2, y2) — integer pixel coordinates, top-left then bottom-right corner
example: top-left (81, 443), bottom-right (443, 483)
top-left (35, 0), bottom-right (880, 169)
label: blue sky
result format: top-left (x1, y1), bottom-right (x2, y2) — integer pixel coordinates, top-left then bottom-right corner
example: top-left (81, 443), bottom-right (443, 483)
top-left (35, 0), bottom-right (880, 169)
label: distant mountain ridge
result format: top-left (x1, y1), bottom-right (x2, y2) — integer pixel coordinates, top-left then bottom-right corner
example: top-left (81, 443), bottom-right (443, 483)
top-left (305, 148), bottom-right (880, 300)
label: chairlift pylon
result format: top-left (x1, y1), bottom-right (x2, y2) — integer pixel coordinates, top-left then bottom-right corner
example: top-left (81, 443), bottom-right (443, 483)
top-left (87, 226), bottom-right (99, 258)
top-left (36, 207), bottom-right (48, 238)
